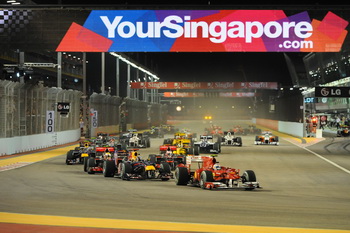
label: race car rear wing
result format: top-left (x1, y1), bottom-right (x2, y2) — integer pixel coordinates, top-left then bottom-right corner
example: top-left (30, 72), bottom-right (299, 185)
top-left (95, 147), bottom-right (115, 152)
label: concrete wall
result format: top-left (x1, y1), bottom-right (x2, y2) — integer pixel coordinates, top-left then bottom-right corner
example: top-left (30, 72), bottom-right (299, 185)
top-left (0, 129), bottom-right (80, 156)
top-left (256, 118), bottom-right (279, 131)
top-left (278, 121), bottom-right (304, 138)
top-left (254, 118), bottom-right (304, 138)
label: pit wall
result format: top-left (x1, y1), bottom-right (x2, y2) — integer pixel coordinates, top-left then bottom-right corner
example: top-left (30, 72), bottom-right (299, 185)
top-left (0, 129), bottom-right (80, 156)
top-left (253, 118), bottom-right (304, 138)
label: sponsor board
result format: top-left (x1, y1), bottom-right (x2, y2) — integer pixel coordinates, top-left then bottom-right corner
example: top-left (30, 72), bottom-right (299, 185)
top-left (315, 87), bottom-right (350, 97)
top-left (163, 92), bottom-right (257, 97)
top-left (131, 82), bottom-right (278, 89)
top-left (57, 10), bottom-right (348, 52)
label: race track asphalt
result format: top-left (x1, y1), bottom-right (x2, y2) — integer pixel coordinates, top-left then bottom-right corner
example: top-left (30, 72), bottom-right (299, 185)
top-left (0, 120), bottom-right (349, 233)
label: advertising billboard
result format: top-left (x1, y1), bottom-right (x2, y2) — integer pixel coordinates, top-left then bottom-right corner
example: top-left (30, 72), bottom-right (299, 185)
top-left (130, 81), bottom-right (278, 89)
top-left (57, 10), bottom-right (348, 52)
top-left (0, 9), bottom-right (348, 52)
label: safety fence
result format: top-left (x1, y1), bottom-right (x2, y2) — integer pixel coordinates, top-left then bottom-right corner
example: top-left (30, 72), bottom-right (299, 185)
top-left (0, 79), bottom-right (81, 138)
top-left (89, 95), bottom-right (167, 136)
top-left (0, 80), bottom-right (167, 155)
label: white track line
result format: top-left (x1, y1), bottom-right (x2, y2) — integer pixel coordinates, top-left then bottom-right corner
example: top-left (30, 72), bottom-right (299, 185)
top-left (284, 138), bottom-right (350, 175)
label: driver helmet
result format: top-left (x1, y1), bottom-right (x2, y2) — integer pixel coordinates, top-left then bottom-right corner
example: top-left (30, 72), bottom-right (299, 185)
top-left (130, 151), bottom-right (138, 161)
top-left (213, 164), bottom-right (221, 170)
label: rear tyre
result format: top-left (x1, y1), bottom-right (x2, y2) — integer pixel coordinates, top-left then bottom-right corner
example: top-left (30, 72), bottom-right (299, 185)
top-left (236, 137), bottom-right (242, 146)
top-left (83, 157), bottom-right (88, 172)
top-left (194, 146), bottom-right (200, 155)
top-left (103, 160), bottom-right (116, 177)
top-left (66, 150), bottom-right (74, 165)
top-left (121, 162), bottom-right (133, 180)
top-left (87, 158), bottom-right (96, 174)
top-left (200, 170), bottom-right (214, 189)
top-left (160, 162), bottom-right (171, 174)
top-left (174, 167), bottom-right (189, 185)
top-left (213, 142), bottom-right (219, 153)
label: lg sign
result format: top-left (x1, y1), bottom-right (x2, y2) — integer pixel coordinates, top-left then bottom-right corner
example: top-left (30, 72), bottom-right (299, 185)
top-left (315, 87), bottom-right (350, 97)
top-left (57, 10), bottom-right (348, 52)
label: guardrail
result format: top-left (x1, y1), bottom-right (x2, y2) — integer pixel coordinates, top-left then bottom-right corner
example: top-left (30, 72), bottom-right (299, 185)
top-left (0, 80), bottom-right (167, 155)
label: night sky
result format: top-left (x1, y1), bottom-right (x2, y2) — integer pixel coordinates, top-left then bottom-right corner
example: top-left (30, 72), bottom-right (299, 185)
top-left (147, 52), bottom-right (292, 84)
top-left (86, 51), bottom-right (293, 97)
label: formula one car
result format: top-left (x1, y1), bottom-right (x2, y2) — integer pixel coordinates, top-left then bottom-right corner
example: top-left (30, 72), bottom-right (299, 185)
top-left (143, 126), bottom-right (164, 138)
top-left (66, 139), bottom-right (95, 165)
top-left (174, 155), bottom-right (260, 190)
top-left (157, 146), bottom-right (187, 170)
top-left (145, 154), bottom-right (173, 181)
top-left (221, 131), bottom-right (242, 146)
top-left (193, 135), bottom-right (221, 155)
top-left (161, 132), bottom-right (194, 152)
top-left (66, 147), bottom-right (84, 165)
top-left (337, 125), bottom-right (350, 137)
top-left (119, 131), bottom-right (150, 148)
top-left (254, 131), bottom-right (279, 145)
top-left (160, 124), bottom-right (179, 134)
top-left (231, 125), bottom-right (247, 135)
top-left (118, 149), bottom-right (149, 180)
top-left (247, 125), bottom-right (262, 135)
top-left (204, 125), bottom-right (223, 136)
top-left (101, 149), bottom-right (129, 177)
top-left (85, 147), bottom-right (115, 174)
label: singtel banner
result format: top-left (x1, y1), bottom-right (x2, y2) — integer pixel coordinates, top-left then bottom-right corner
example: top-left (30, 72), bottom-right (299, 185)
top-left (163, 92), bottom-right (257, 98)
top-left (56, 10), bottom-right (348, 52)
top-left (130, 82), bottom-right (278, 89)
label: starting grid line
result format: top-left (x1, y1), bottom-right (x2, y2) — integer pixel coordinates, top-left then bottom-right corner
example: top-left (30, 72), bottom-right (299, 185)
top-left (0, 162), bottom-right (34, 172)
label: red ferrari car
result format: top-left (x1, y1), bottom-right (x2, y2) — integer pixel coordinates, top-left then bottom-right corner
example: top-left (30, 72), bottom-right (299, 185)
top-left (174, 155), bottom-right (260, 190)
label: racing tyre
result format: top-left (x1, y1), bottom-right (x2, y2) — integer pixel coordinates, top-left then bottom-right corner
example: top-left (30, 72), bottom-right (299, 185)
top-left (174, 167), bottom-right (189, 185)
top-left (103, 160), bottom-right (116, 177)
top-left (254, 136), bottom-right (260, 145)
top-left (66, 150), bottom-right (74, 165)
top-left (236, 137), bottom-right (242, 146)
top-left (160, 162), bottom-right (171, 174)
top-left (87, 158), bottom-right (96, 174)
top-left (83, 157), bottom-right (88, 172)
top-left (121, 162), bottom-right (133, 180)
top-left (187, 147), bottom-right (194, 155)
top-left (194, 146), bottom-right (200, 155)
top-left (242, 170), bottom-right (256, 182)
top-left (200, 170), bottom-right (214, 189)
top-left (213, 142), bottom-right (220, 153)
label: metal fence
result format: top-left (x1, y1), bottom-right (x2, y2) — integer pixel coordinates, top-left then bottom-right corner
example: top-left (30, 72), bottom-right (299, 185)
top-left (1, 80), bottom-right (168, 140)
top-left (89, 93), bottom-right (122, 127)
top-left (0, 80), bottom-right (81, 138)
